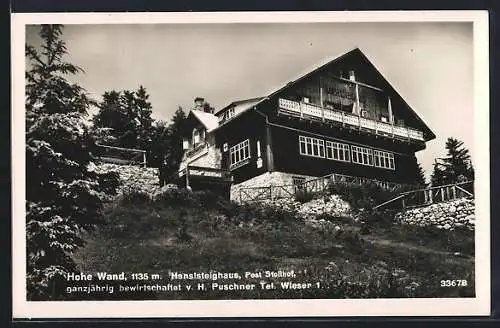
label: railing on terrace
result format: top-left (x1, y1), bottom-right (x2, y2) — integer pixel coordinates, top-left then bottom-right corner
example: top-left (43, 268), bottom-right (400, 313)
top-left (178, 165), bottom-right (232, 180)
top-left (93, 143), bottom-right (147, 167)
top-left (184, 142), bottom-right (209, 159)
top-left (373, 180), bottom-right (474, 211)
top-left (278, 98), bottom-right (425, 142)
top-left (237, 172), bottom-right (413, 203)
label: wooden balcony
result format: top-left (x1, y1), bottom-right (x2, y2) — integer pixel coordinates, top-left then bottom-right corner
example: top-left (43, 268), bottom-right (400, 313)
top-left (184, 142), bottom-right (209, 159)
top-left (278, 98), bottom-right (425, 142)
top-left (178, 165), bottom-right (232, 181)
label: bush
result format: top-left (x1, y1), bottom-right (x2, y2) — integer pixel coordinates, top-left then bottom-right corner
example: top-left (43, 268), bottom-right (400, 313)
top-left (294, 190), bottom-right (316, 203)
top-left (121, 190), bottom-right (152, 205)
top-left (360, 208), bottom-right (398, 229)
top-left (327, 181), bottom-right (405, 211)
top-left (154, 188), bottom-right (228, 211)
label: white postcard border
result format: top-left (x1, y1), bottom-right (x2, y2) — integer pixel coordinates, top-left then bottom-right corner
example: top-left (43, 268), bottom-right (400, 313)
top-left (11, 10), bottom-right (490, 318)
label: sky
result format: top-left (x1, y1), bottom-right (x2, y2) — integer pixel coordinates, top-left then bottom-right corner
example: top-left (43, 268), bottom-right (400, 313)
top-left (26, 22), bottom-right (474, 181)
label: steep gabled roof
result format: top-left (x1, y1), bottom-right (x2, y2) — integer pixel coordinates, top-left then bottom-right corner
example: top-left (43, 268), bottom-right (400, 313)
top-left (216, 47), bottom-right (435, 141)
top-left (189, 110), bottom-right (219, 132)
top-left (215, 97), bottom-right (265, 115)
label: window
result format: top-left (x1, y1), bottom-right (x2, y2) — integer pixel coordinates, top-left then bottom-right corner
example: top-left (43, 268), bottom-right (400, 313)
top-left (325, 141), bottom-right (350, 162)
top-left (218, 108), bottom-right (236, 123)
top-left (373, 150), bottom-right (395, 170)
top-left (192, 129), bottom-right (200, 146)
top-left (351, 145), bottom-right (373, 166)
top-left (292, 176), bottom-right (306, 192)
top-left (299, 136), bottom-right (325, 158)
top-left (230, 139), bottom-right (251, 168)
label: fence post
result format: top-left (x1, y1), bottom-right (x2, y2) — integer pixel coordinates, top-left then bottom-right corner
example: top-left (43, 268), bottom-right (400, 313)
top-left (401, 197), bottom-right (406, 210)
top-left (429, 189), bottom-right (433, 204)
top-left (269, 186), bottom-right (272, 200)
top-left (239, 189), bottom-right (242, 204)
top-left (452, 185), bottom-right (457, 199)
top-left (440, 188), bottom-right (445, 202)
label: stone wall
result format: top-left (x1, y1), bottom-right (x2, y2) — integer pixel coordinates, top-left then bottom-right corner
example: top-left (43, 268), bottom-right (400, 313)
top-left (394, 198), bottom-right (475, 231)
top-left (230, 171), bottom-right (315, 202)
top-left (93, 162), bottom-right (164, 197)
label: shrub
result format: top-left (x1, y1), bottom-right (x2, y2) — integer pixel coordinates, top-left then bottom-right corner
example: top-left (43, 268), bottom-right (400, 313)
top-left (120, 190), bottom-right (152, 205)
top-left (294, 190), bottom-right (316, 203)
top-left (327, 181), bottom-right (403, 211)
top-left (360, 208), bottom-right (398, 229)
top-left (154, 188), bottom-right (228, 210)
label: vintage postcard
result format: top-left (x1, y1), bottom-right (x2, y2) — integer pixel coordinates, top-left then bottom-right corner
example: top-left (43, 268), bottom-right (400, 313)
top-left (11, 11), bottom-right (490, 318)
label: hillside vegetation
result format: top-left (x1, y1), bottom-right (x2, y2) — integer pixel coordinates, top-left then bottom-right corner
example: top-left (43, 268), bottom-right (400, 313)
top-left (72, 187), bottom-right (475, 300)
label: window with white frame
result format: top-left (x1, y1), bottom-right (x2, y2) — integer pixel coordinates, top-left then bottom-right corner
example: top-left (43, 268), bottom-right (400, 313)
top-left (351, 145), bottom-right (373, 166)
top-left (230, 139), bottom-right (251, 168)
top-left (373, 150), bottom-right (395, 170)
top-left (325, 141), bottom-right (350, 162)
top-left (299, 136), bottom-right (325, 158)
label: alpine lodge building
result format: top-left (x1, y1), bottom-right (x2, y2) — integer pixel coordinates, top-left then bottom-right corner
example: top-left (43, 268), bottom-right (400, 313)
top-left (173, 48), bottom-right (436, 201)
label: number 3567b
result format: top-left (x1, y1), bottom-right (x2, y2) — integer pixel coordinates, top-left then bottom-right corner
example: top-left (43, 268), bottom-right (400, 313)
top-left (440, 280), bottom-right (468, 287)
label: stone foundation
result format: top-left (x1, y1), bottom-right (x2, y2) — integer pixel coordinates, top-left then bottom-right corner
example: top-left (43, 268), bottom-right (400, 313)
top-left (230, 171), bottom-right (315, 202)
top-left (394, 198), bottom-right (475, 231)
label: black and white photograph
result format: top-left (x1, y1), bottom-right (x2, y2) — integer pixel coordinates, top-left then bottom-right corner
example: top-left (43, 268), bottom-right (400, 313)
top-left (12, 11), bottom-right (490, 317)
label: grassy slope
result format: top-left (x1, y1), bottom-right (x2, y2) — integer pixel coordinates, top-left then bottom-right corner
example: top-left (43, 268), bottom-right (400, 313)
top-left (72, 192), bottom-right (475, 300)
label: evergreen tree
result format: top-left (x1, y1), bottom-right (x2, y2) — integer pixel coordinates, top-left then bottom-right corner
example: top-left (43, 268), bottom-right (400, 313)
top-left (92, 86), bottom-right (154, 150)
top-left (415, 161), bottom-right (427, 187)
top-left (25, 24), bottom-right (118, 300)
top-left (431, 137), bottom-right (474, 186)
top-left (134, 85), bottom-right (154, 149)
top-left (166, 106), bottom-right (187, 175)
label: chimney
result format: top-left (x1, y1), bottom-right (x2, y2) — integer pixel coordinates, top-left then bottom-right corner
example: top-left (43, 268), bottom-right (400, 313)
top-left (349, 70), bottom-right (356, 82)
top-left (194, 97), bottom-right (205, 110)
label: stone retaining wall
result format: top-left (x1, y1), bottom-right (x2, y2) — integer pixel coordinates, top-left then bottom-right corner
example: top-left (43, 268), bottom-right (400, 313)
top-left (230, 171), bottom-right (315, 202)
top-left (92, 162), bottom-right (163, 196)
top-left (394, 198), bottom-right (475, 230)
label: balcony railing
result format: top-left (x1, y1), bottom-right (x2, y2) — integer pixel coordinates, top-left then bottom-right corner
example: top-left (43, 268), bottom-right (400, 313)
top-left (184, 142), bottom-right (209, 159)
top-left (178, 165), bottom-right (232, 180)
top-left (278, 98), bottom-right (425, 142)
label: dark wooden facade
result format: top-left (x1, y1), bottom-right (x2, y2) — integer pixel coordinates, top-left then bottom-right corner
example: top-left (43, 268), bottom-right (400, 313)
top-left (179, 48), bottom-right (435, 189)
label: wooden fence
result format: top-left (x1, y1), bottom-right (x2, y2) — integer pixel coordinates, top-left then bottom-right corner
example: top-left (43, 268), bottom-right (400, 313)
top-left (93, 143), bottom-right (147, 167)
top-left (373, 180), bottom-right (474, 211)
top-left (237, 172), bottom-right (414, 203)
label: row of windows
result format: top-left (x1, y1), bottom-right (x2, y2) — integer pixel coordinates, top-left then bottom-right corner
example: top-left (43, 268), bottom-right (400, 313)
top-left (299, 135), bottom-right (395, 170)
top-left (227, 137), bottom-right (395, 170)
